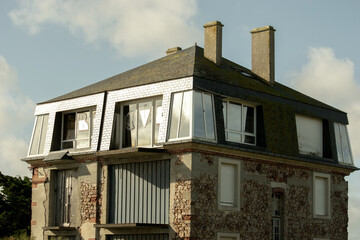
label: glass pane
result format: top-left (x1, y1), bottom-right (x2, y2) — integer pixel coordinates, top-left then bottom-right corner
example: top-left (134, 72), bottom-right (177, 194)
top-left (169, 93), bottom-right (183, 139)
top-left (154, 99), bottom-right (162, 143)
top-left (334, 123), bottom-right (343, 163)
top-left (243, 106), bottom-right (255, 133)
top-left (76, 139), bottom-right (90, 148)
top-left (123, 104), bottom-right (137, 147)
top-left (340, 124), bottom-right (352, 164)
top-left (76, 111), bottom-right (90, 140)
top-left (62, 141), bottom-right (73, 149)
top-left (228, 102), bottom-right (241, 132)
top-left (137, 101), bottom-right (152, 146)
top-left (222, 101), bottom-right (227, 129)
top-left (63, 113), bottom-right (76, 140)
top-left (203, 93), bottom-right (215, 140)
top-left (179, 91), bottom-right (191, 138)
top-left (194, 92), bottom-right (205, 139)
top-left (38, 114), bottom-right (49, 154)
top-left (29, 116), bottom-right (43, 155)
top-left (220, 163), bottom-right (236, 206)
top-left (244, 135), bottom-right (255, 145)
top-left (227, 132), bottom-right (241, 143)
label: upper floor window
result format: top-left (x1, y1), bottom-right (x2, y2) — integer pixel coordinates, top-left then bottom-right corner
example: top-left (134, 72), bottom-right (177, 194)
top-left (111, 97), bottom-right (163, 148)
top-left (168, 90), bottom-right (216, 141)
top-left (295, 115), bottom-right (323, 157)
top-left (62, 109), bottom-right (95, 149)
top-left (218, 158), bottom-right (240, 210)
top-left (334, 122), bottom-right (353, 165)
top-left (222, 100), bottom-right (256, 145)
top-left (313, 172), bottom-right (330, 219)
top-left (29, 114), bottom-right (49, 155)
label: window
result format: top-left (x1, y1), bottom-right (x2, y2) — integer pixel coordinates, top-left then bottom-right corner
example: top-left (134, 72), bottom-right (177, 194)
top-left (334, 122), bottom-right (353, 165)
top-left (29, 114), bottom-right (49, 155)
top-left (62, 109), bottom-right (95, 149)
top-left (295, 115), bottom-right (323, 157)
top-left (54, 170), bottom-right (74, 226)
top-left (222, 100), bottom-right (256, 145)
top-left (313, 172), bottom-right (330, 219)
top-left (271, 192), bottom-right (284, 240)
top-left (108, 160), bottom-right (169, 224)
top-left (111, 97), bottom-right (162, 148)
top-left (218, 158), bottom-right (240, 210)
top-left (168, 90), bottom-right (216, 141)
top-left (217, 233), bottom-right (240, 240)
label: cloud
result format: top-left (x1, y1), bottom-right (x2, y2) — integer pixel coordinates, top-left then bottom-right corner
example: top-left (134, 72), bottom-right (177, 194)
top-left (0, 56), bottom-right (35, 177)
top-left (9, 0), bottom-right (201, 58)
top-left (289, 47), bottom-right (360, 240)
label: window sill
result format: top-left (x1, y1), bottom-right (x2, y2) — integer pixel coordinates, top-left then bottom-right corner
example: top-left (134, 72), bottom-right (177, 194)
top-left (94, 223), bottom-right (169, 229)
top-left (43, 226), bottom-right (76, 231)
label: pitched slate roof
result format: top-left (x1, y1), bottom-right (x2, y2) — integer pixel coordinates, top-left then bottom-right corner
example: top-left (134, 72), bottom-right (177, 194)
top-left (41, 45), bottom-right (341, 113)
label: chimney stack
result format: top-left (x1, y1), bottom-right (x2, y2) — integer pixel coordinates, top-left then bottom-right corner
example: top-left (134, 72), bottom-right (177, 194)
top-left (251, 26), bottom-right (275, 84)
top-left (203, 21), bottom-right (223, 65)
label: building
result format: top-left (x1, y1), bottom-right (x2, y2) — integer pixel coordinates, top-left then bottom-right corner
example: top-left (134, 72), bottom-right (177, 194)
top-left (23, 21), bottom-right (357, 240)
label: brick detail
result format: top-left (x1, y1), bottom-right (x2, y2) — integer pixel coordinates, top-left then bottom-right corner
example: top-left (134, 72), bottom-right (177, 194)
top-left (31, 202), bottom-right (38, 207)
top-left (32, 183), bottom-right (38, 188)
top-left (31, 221), bottom-right (36, 226)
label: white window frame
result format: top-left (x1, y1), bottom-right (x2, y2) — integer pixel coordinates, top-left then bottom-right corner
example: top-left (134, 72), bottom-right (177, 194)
top-left (218, 158), bottom-right (241, 211)
top-left (334, 122), bottom-right (354, 165)
top-left (28, 114), bottom-right (49, 156)
top-left (61, 108), bottom-right (95, 150)
top-left (118, 97), bottom-right (162, 148)
top-left (222, 100), bottom-right (256, 146)
top-left (313, 172), bottom-right (331, 219)
top-left (168, 90), bottom-right (217, 142)
top-left (217, 233), bottom-right (240, 240)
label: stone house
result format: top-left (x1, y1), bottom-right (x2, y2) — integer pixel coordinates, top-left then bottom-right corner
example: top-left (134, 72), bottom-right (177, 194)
top-left (23, 21), bottom-right (357, 240)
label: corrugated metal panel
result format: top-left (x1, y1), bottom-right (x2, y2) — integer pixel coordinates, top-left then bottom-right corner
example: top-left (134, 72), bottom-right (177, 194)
top-left (108, 160), bottom-right (170, 224)
top-left (107, 234), bottom-right (169, 240)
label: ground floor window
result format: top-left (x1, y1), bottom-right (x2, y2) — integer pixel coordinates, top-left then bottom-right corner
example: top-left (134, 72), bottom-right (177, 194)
top-left (271, 192), bottom-right (284, 240)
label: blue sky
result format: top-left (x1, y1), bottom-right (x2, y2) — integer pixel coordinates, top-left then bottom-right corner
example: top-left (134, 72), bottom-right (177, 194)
top-left (0, 0), bottom-right (359, 238)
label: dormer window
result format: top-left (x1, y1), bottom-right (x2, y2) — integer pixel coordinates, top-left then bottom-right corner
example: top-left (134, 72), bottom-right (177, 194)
top-left (61, 109), bottom-right (95, 149)
top-left (295, 115), bottom-right (323, 157)
top-left (111, 97), bottom-right (163, 148)
top-left (168, 90), bottom-right (216, 141)
top-left (29, 114), bottom-right (49, 156)
top-left (334, 122), bottom-right (353, 165)
top-left (222, 100), bottom-right (256, 145)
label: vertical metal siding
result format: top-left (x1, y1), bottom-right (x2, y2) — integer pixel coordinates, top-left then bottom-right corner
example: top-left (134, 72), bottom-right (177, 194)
top-left (108, 160), bottom-right (170, 224)
top-left (107, 234), bottom-right (169, 240)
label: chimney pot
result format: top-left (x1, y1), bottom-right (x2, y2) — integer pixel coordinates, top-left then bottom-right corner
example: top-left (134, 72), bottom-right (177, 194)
top-left (251, 26), bottom-right (276, 84)
top-left (203, 21), bottom-right (223, 65)
top-left (166, 47), bottom-right (182, 56)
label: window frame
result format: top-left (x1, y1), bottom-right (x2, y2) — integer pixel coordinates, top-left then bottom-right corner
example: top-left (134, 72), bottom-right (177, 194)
top-left (117, 96), bottom-right (162, 148)
top-left (28, 114), bottom-right (49, 156)
top-left (217, 232), bottom-right (240, 240)
top-left (334, 122), bottom-right (354, 165)
top-left (313, 172), bottom-right (331, 219)
top-left (222, 99), bottom-right (257, 146)
top-left (218, 158), bottom-right (241, 211)
top-left (60, 108), bottom-right (95, 150)
top-left (168, 90), bottom-right (217, 142)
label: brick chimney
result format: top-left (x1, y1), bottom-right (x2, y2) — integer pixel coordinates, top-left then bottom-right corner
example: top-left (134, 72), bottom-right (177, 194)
top-left (251, 26), bottom-right (275, 84)
top-left (203, 21), bottom-right (223, 65)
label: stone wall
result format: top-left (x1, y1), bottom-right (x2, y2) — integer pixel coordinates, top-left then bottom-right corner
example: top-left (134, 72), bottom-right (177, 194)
top-left (170, 152), bottom-right (348, 240)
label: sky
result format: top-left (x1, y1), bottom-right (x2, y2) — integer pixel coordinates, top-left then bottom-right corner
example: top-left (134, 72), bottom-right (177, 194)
top-left (0, 0), bottom-right (359, 238)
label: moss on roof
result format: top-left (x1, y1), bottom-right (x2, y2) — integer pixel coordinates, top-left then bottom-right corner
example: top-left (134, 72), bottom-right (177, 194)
top-left (41, 45), bottom-right (342, 113)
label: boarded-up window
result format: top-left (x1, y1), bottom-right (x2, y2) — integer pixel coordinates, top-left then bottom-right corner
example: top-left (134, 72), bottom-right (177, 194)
top-left (334, 122), bottom-right (353, 165)
top-left (108, 160), bottom-right (170, 224)
top-left (295, 115), bottom-right (323, 157)
top-left (29, 114), bottom-right (49, 155)
top-left (313, 172), bottom-right (330, 218)
top-left (107, 234), bottom-right (169, 240)
top-left (218, 159), bottom-right (240, 210)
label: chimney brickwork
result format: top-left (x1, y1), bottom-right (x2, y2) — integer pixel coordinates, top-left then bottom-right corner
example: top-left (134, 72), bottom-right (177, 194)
top-left (251, 26), bottom-right (276, 84)
top-left (203, 21), bottom-right (223, 65)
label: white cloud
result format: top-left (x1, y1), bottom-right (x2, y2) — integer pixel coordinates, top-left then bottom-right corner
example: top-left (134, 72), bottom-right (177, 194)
top-left (9, 0), bottom-right (201, 58)
top-left (0, 56), bottom-right (34, 177)
top-left (289, 47), bottom-right (360, 240)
